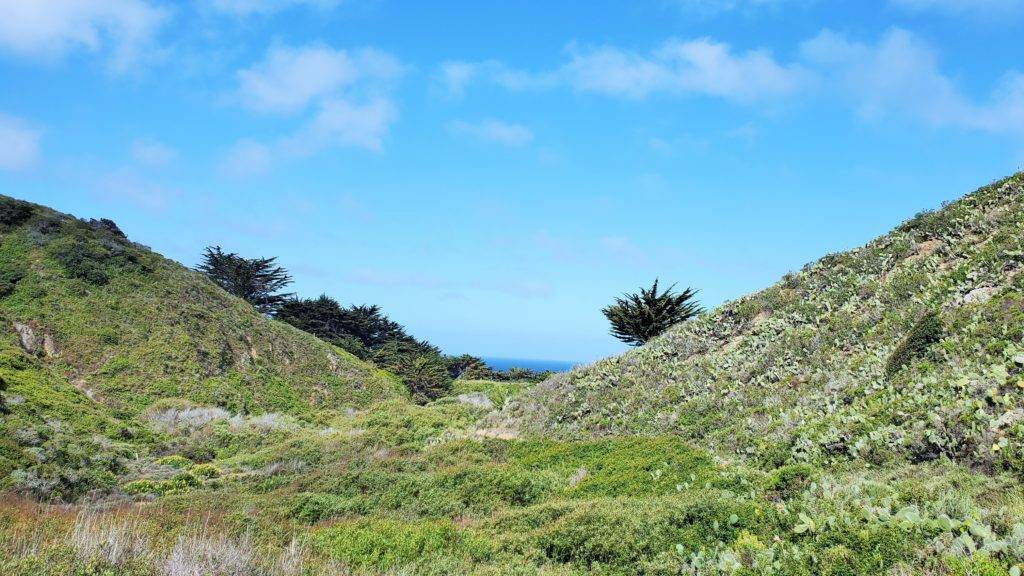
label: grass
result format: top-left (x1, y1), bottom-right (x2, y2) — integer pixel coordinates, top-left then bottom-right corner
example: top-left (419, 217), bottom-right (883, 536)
top-left (3, 177), bottom-right (1024, 574)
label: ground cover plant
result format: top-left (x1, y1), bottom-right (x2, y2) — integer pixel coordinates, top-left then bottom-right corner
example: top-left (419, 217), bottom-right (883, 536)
top-left (2, 174), bottom-right (1024, 575)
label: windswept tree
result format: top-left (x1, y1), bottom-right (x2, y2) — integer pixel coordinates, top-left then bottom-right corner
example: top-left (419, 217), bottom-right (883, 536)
top-left (602, 279), bottom-right (701, 346)
top-left (196, 246), bottom-right (293, 314)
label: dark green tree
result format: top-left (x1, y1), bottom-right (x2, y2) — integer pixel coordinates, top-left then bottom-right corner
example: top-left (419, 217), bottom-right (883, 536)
top-left (277, 296), bottom-right (413, 350)
top-left (444, 354), bottom-right (493, 380)
top-left (602, 279), bottom-right (701, 346)
top-left (196, 246), bottom-right (293, 314)
top-left (373, 341), bottom-right (451, 403)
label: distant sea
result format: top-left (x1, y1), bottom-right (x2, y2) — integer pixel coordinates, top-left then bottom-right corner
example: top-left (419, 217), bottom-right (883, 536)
top-left (482, 357), bottom-right (578, 373)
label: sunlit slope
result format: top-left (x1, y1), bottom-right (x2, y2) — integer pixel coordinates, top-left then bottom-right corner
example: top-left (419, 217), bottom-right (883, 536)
top-left (499, 173), bottom-right (1024, 472)
top-left (0, 195), bottom-right (401, 420)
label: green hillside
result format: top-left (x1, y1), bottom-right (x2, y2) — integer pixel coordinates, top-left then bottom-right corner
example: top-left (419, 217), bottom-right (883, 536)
top-left (499, 172), bottom-right (1024, 474)
top-left (0, 195), bottom-right (400, 492)
top-left (3, 177), bottom-right (1024, 576)
top-left (0, 195), bottom-right (399, 415)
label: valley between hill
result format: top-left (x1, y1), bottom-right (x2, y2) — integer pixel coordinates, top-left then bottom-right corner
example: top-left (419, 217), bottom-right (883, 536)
top-left (3, 174), bottom-right (1024, 575)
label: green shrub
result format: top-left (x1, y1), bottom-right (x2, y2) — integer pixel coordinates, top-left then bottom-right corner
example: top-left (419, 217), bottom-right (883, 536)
top-left (885, 311), bottom-right (943, 378)
top-left (766, 463), bottom-right (817, 499)
top-left (312, 518), bottom-right (490, 569)
top-left (189, 463), bottom-right (221, 479)
top-left (0, 198), bottom-right (35, 228)
top-left (123, 479), bottom-right (162, 496)
top-left (155, 455), bottom-right (192, 469)
top-left (291, 492), bottom-right (354, 524)
top-left (0, 268), bottom-right (24, 298)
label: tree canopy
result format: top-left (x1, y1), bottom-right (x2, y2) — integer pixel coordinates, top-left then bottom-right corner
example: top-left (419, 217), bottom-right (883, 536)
top-left (602, 279), bottom-right (701, 346)
top-left (196, 246), bottom-right (293, 314)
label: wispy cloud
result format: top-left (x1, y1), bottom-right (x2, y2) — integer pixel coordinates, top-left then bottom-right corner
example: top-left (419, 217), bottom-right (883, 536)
top-left (439, 39), bottom-right (809, 103)
top-left (224, 43), bottom-right (403, 177)
top-left (206, 0), bottom-right (346, 17)
top-left (0, 0), bottom-right (168, 72)
top-left (801, 28), bottom-right (1024, 134)
top-left (219, 139), bottom-right (272, 178)
top-left (131, 138), bottom-right (177, 168)
top-left (448, 119), bottom-right (533, 147)
top-left (0, 114), bottom-right (41, 171)
top-left (235, 44), bottom-right (400, 114)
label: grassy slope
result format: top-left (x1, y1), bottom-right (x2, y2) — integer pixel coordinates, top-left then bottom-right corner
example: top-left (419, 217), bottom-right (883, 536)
top-left (498, 173), bottom-right (1024, 473)
top-left (0, 195), bottom-right (401, 483)
top-left (3, 178), bottom-right (1024, 576)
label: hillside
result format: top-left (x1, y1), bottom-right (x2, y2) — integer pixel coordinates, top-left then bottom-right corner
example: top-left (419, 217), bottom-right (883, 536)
top-left (0, 196), bottom-right (399, 413)
top-left (497, 173), bottom-right (1024, 473)
top-left (3, 178), bottom-right (1024, 576)
top-left (0, 195), bottom-right (400, 486)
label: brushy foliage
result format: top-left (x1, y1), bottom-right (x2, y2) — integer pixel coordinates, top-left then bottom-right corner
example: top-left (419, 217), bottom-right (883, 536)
top-left (602, 279), bottom-right (702, 346)
top-left (4, 177), bottom-right (1024, 575)
top-left (196, 245), bottom-right (294, 314)
top-left (500, 173), bottom-right (1024, 475)
top-left (0, 196), bottom-right (35, 228)
top-left (885, 310), bottom-right (944, 377)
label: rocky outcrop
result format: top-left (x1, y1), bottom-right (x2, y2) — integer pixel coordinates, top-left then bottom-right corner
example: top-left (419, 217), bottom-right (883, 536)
top-left (13, 322), bottom-right (58, 358)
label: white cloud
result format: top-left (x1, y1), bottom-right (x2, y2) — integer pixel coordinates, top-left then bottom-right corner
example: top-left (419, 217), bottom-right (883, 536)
top-left (131, 139), bottom-right (177, 168)
top-left (0, 0), bottom-right (167, 72)
top-left (287, 98), bottom-right (398, 153)
top-left (0, 114), bottom-right (41, 171)
top-left (448, 119), bottom-right (533, 147)
top-left (207, 0), bottom-right (344, 16)
top-left (801, 28), bottom-right (1024, 134)
top-left (564, 40), bottom-right (808, 101)
top-left (441, 39), bottom-right (808, 103)
top-left (220, 139), bottom-right (273, 178)
top-left (237, 44), bottom-right (401, 114)
top-left (225, 44), bottom-right (402, 176)
top-left (436, 61), bottom-right (480, 99)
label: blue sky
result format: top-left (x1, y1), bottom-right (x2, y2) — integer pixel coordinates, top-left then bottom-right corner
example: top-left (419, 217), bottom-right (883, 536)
top-left (1, 0), bottom-right (1022, 362)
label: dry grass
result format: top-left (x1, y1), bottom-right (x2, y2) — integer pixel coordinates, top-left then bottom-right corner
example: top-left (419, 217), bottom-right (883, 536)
top-left (0, 494), bottom-right (344, 576)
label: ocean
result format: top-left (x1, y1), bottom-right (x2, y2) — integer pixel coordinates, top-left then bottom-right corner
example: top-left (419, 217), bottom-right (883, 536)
top-left (481, 357), bottom-right (578, 373)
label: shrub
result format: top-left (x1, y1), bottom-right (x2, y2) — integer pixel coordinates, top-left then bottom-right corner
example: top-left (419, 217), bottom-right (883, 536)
top-left (885, 311), bottom-right (944, 378)
top-left (123, 479), bottom-right (162, 496)
top-left (766, 463), bottom-right (817, 499)
top-left (0, 268), bottom-right (24, 298)
top-left (0, 197), bottom-right (35, 227)
top-left (189, 463), bottom-right (221, 479)
top-left (312, 518), bottom-right (490, 570)
top-left (9, 435), bottom-right (123, 502)
top-left (155, 455), bottom-right (193, 469)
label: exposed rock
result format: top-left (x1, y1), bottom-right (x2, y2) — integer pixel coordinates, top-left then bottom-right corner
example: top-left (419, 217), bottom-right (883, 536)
top-left (456, 392), bottom-right (494, 410)
top-left (962, 286), bottom-right (999, 305)
top-left (13, 322), bottom-right (57, 357)
top-left (567, 467), bottom-right (588, 488)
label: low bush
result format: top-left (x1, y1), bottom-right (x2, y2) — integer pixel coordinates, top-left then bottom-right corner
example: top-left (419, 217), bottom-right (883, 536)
top-left (885, 311), bottom-right (943, 378)
top-left (311, 518), bottom-right (491, 570)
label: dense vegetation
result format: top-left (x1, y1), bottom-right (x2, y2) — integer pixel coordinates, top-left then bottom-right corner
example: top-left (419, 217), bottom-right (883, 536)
top-left (2, 174), bottom-right (1024, 575)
